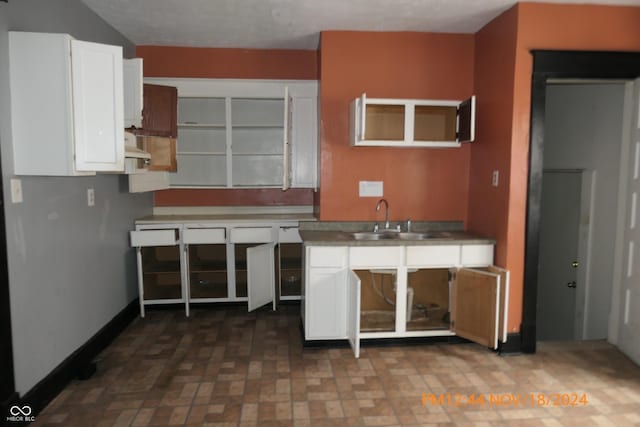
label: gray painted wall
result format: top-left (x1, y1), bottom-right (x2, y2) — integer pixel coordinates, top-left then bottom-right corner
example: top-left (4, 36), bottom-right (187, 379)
top-left (0, 1), bottom-right (153, 394)
top-left (544, 83), bottom-right (625, 340)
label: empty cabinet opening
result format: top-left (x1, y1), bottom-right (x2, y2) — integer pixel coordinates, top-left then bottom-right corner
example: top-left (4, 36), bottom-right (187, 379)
top-left (235, 244), bottom-right (250, 297)
top-left (141, 246), bottom-right (181, 299)
top-left (355, 269), bottom-right (398, 333)
top-left (364, 105), bottom-right (405, 141)
top-left (189, 244), bottom-right (228, 298)
top-left (406, 269), bottom-right (450, 331)
top-left (280, 243), bottom-right (302, 298)
top-left (413, 105), bottom-right (457, 141)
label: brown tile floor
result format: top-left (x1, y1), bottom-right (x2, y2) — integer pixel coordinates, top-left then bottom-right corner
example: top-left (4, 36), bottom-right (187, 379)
top-left (33, 305), bottom-right (640, 426)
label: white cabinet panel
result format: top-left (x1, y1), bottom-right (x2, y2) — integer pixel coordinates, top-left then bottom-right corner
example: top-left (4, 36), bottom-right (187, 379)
top-left (347, 270), bottom-right (361, 358)
top-left (278, 227), bottom-right (302, 243)
top-left (71, 39), bottom-right (124, 172)
top-left (9, 32), bottom-right (124, 175)
top-left (406, 245), bottom-right (460, 267)
top-left (130, 230), bottom-right (177, 247)
top-left (230, 227), bottom-right (273, 243)
top-left (183, 228), bottom-right (226, 244)
top-left (350, 246), bottom-right (402, 268)
top-left (247, 243), bottom-right (275, 311)
top-left (460, 244), bottom-right (494, 267)
top-left (123, 58), bottom-right (143, 128)
top-left (306, 268), bottom-right (347, 339)
top-left (308, 247), bottom-right (348, 268)
top-left (291, 96), bottom-right (318, 188)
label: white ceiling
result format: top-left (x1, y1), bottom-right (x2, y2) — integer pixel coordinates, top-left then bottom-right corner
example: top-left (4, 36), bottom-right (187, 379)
top-left (81, 0), bottom-right (640, 50)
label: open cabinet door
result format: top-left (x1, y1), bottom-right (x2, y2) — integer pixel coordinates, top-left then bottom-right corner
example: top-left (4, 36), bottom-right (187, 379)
top-left (488, 266), bottom-right (510, 343)
top-left (457, 95), bottom-right (476, 143)
top-left (282, 87), bottom-right (291, 190)
top-left (452, 268), bottom-right (500, 349)
top-left (347, 270), bottom-right (361, 358)
top-left (247, 243), bottom-right (275, 312)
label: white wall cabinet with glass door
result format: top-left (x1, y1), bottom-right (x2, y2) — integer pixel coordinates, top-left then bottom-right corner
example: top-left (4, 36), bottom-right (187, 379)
top-left (303, 242), bottom-right (509, 358)
top-left (144, 78), bottom-right (318, 189)
top-left (350, 94), bottom-right (475, 148)
top-left (9, 31), bottom-right (125, 176)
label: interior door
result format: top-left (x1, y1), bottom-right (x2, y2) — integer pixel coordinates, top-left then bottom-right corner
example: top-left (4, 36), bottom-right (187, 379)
top-left (537, 170), bottom-right (581, 340)
top-left (618, 78), bottom-right (640, 364)
top-left (347, 270), bottom-right (361, 358)
top-left (247, 243), bottom-right (275, 312)
top-left (456, 95), bottom-right (476, 143)
top-left (452, 268), bottom-right (501, 349)
top-left (71, 39), bottom-right (124, 172)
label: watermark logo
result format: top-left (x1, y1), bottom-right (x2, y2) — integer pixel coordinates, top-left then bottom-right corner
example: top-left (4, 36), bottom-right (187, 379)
top-left (7, 405), bottom-right (35, 422)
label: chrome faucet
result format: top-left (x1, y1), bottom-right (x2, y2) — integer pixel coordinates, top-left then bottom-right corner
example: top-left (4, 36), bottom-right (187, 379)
top-left (375, 198), bottom-right (390, 230)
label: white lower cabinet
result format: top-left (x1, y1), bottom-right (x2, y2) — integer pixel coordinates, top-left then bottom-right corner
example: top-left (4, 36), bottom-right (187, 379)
top-left (303, 243), bottom-right (509, 358)
top-left (131, 222), bottom-right (302, 316)
top-left (130, 228), bottom-right (186, 317)
top-left (303, 246), bottom-right (349, 340)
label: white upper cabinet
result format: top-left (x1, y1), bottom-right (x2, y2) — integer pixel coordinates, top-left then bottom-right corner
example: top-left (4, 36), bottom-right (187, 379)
top-left (350, 94), bottom-right (476, 148)
top-left (123, 58), bottom-right (143, 128)
top-left (145, 78), bottom-right (318, 189)
top-left (9, 32), bottom-right (125, 175)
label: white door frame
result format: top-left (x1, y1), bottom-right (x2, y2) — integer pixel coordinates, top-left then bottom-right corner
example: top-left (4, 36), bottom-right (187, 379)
top-left (609, 80), bottom-right (637, 346)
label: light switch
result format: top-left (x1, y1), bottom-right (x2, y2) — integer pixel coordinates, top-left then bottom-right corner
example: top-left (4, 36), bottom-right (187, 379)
top-left (492, 170), bottom-right (499, 187)
top-left (10, 178), bottom-right (23, 203)
top-left (87, 188), bottom-right (95, 207)
top-left (359, 181), bottom-right (383, 197)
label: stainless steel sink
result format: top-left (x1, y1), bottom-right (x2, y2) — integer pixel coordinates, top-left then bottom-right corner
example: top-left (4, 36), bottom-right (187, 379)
top-left (351, 231), bottom-right (443, 240)
top-left (397, 232), bottom-right (436, 240)
top-left (351, 231), bottom-right (398, 240)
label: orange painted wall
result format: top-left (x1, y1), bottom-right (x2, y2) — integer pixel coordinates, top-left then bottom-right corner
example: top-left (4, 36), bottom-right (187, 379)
top-left (318, 31), bottom-right (475, 222)
top-left (468, 7), bottom-right (520, 332)
top-left (137, 45), bottom-right (318, 80)
top-left (136, 45), bottom-right (318, 206)
top-left (470, 2), bottom-right (640, 333)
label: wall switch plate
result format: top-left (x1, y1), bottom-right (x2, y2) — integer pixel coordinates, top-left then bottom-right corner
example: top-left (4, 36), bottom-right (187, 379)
top-left (359, 181), bottom-right (383, 197)
top-left (87, 188), bottom-right (95, 206)
top-left (10, 178), bottom-right (23, 203)
top-left (492, 170), bottom-right (499, 187)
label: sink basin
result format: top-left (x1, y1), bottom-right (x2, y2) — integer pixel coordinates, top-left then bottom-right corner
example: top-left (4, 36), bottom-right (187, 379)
top-left (351, 231), bottom-right (443, 240)
top-left (397, 232), bottom-right (436, 240)
top-left (351, 231), bottom-right (398, 240)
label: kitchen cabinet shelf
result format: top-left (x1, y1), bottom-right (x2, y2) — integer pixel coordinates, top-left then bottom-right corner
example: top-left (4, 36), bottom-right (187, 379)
top-left (179, 123), bottom-right (226, 129)
top-left (146, 78), bottom-right (318, 189)
top-left (350, 93), bottom-right (475, 148)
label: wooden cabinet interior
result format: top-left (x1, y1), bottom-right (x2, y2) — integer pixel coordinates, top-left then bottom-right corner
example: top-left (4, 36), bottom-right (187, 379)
top-left (279, 243), bottom-right (302, 298)
top-left (140, 246), bottom-right (182, 300)
top-left (406, 268), bottom-right (450, 331)
top-left (414, 106), bottom-right (457, 141)
top-left (355, 268), bottom-right (451, 334)
top-left (364, 105), bottom-right (405, 141)
top-left (142, 136), bottom-right (177, 171)
top-left (234, 244), bottom-right (250, 297)
top-left (188, 244), bottom-right (228, 299)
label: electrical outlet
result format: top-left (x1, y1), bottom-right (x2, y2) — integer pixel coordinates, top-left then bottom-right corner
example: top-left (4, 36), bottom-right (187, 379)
top-left (10, 178), bottom-right (23, 203)
top-left (492, 170), bottom-right (499, 187)
top-left (87, 188), bottom-right (95, 207)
